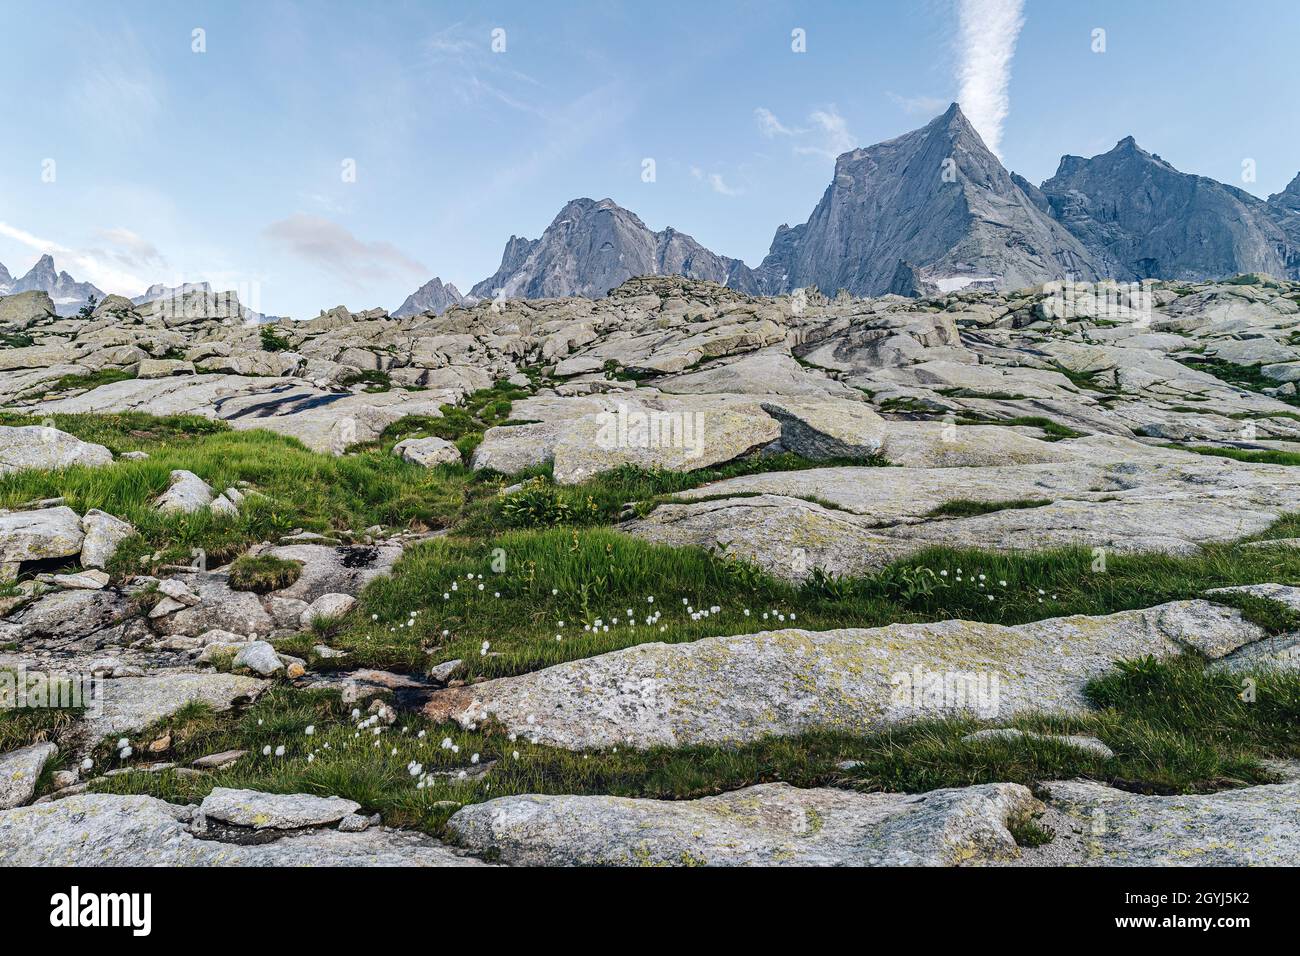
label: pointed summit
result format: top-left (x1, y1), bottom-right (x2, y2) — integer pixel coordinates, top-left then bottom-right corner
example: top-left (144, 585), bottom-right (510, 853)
top-left (10, 254), bottom-right (104, 315)
top-left (1042, 138), bottom-right (1289, 280)
top-left (393, 276), bottom-right (468, 317)
top-left (470, 197), bottom-right (758, 300)
top-left (755, 106), bottom-right (1101, 296)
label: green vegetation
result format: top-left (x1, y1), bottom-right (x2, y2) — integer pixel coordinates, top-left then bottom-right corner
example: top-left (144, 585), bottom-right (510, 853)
top-left (1180, 356), bottom-right (1299, 407)
top-left (1175, 444), bottom-right (1300, 467)
top-left (925, 498), bottom-right (1051, 519)
top-left (89, 656), bottom-right (1299, 836)
top-left (0, 331), bottom-right (35, 349)
top-left (338, 369), bottom-right (392, 393)
top-left (227, 554), bottom-right (303, 593)
top-left (45, 367), bottom-right (135, 395)
top-left (957, 413), bottom-right (1087, 441)
top-left (1050, 361), bottom-right (1118, 394)
top-left (316, 522), bottom-right (1300, 678)
top-left (259, 325), bottom-right (292, 352)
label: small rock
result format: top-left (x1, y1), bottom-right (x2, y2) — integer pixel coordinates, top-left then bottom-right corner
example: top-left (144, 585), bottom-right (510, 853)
top-left (39, 569), bottom-right (110, 590)
top-left (232, 641), bottom-right (284, 676)
top-left (156, 470), bottom-right (215, 514)
top-left (393, 436), bottom-right (462, 468)
top-left (199, 787), bottom-right (361, 830)
top-left (338, 813), bottom-right (372, 833)
top-left (300, 592), bottom-right (356, 626)
top-left (191, 750), bottom-right (248, 770)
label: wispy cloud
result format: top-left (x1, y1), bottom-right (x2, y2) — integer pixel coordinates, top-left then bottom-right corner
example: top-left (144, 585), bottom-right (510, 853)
top-left (887, 91), bottom-right (949, 116)
top-left (691, 167), bottom-right (742, 196)
top-left (422, 23), bottom-right (545, 118)
top-left (92, 227), bottom-right (166, 271)
top-left (262, 214), bottom-right (425, 286)
top-left (955, 0), bottom-right (1026, 158)
top-left (0, 222), bottom-right (151, 294)
top-left (67, 31), bottom-right (163, 137)
top-left (754, 105), bottom-right (857, 160)
top-left (754, 107), bottom-right (796, 138)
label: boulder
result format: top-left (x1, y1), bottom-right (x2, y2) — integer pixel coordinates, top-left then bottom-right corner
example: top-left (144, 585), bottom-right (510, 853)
top-left (0, 506), bottom-right (85, 577)
top-left (0, 743), bottom-right (58, 810)
top-left (447, 781), bottom-right (1040, 866)
top-left (155, 470), bottom-right (214, 513)
top-left (261, 544), bottom-right (402, 604)
top-left (79, 510), bottom-right (135, 569)
top-left (393, 436), bottom-right (462, 467)
top-left (425, 601), bottom-right (1265, 750)
top-left (0, 425), bottom-right (112, 474)
top-left (300, 592), bottom-right (356, 625)
top-left (199, 788), bottom-right (359, 830)
top-left (1039, 779), bottom-right (1300, 865)
top-left (0, 794), bottom-right (483, 866)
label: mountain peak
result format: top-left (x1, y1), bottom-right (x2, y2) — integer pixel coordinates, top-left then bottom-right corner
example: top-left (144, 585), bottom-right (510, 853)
top-left (469, 198), bottom-right (757, 300)
top-left (1042, 139), bottom-right (1289, 280)
top-left (393, 276), bottom-right (466, 317)
top-left (757, 108), bottom-right (1101, 296)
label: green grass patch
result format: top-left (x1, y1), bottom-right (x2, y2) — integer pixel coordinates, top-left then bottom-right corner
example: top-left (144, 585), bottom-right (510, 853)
top-left (1175, 444), bottom-right (1300, 466)
top-left (316, 516), bottom-right (1300, 677)
top-left (91, 656), bottom-right (1300, 837)
top-left (45, 367), bottom-right (135, 395)
top-left (259, 325), bottom-right (292, 352)
top-left (227, 554), bottom-right (303, 593)
top-left (925, 498), bottom-right (1051, 519)
top-left (956, 414), bottom-right (1086, 441)
top-left (0, 414), bottom-right (473, 574)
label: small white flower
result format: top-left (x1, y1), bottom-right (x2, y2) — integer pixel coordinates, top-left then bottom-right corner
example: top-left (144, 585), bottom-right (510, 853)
top-left (471, 753), bottom-right (480, 764)
top-left (275, 745), bottom-right (286, 757)
top-left (262, 745), bottom-right (272, 756)
top-left (120, 746), bottom-right (133, 759)
top-left (305, 725), bottom-right (315, 736)
top-left (512, 751), bottom-right (519, 760)
top-left (116, 738), bottom-right (129, 749)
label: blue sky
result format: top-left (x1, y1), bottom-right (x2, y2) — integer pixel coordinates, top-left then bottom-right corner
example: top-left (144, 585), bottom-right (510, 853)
top-left (1, 0), bottom-right (1297, 318)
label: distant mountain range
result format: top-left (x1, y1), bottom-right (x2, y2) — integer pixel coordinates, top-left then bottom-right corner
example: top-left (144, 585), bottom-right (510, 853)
top-left (0, 254), bottom-right (105, 315)
top-left (6, 103), bottom-right (1299, 319)
top-left (396, 102), bottom-right (1300, 309)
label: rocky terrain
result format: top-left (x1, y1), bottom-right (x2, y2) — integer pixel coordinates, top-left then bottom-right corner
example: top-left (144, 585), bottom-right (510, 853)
top-left (1, 268), bottom-right (1298, 867)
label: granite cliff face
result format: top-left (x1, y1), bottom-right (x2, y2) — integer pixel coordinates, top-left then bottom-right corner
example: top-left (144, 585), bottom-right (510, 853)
top-left (393, 277), bottom-right (467, 317)
top-left (1267, 173), bottom-right (1300, 278)
top-left (1040, 137), bottom-right (1293, 281)
top-left (755, 104), bottom-right (1103, 296)
top-left (469, 198), bottom-right (758, 300)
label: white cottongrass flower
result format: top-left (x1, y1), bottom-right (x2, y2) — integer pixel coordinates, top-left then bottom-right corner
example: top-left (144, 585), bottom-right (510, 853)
top-left (120, 746), bottom-right (133, 759)
top-left (117, 738), bottom-right (129, 750)
top-left (262, 745), bottom-right (272, 756)
top-left (471, 753), bottom-right (480, 764)
top-left (275, 745), bottom-right (286, 757)
top-left (305, 725), bottom-right (315, 736)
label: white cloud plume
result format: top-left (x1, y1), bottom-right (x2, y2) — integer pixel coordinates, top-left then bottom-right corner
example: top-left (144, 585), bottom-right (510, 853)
top-left (955, 0), bottom-right (1026, 158)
